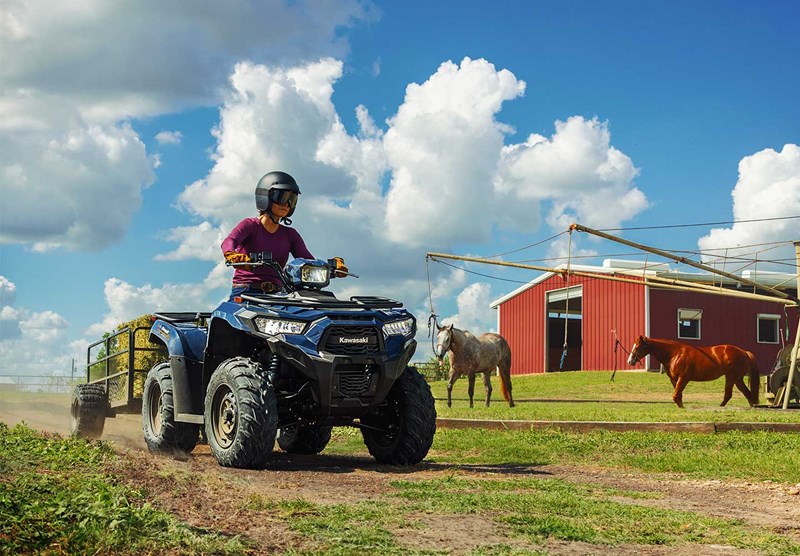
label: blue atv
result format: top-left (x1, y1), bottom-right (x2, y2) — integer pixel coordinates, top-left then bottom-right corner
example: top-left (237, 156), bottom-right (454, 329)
top-left (71, 254), bottom-right (436, 469)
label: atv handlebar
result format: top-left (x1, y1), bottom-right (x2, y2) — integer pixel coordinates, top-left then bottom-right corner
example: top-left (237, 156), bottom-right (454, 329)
top-left (225, 253), bottom-right (359, 289)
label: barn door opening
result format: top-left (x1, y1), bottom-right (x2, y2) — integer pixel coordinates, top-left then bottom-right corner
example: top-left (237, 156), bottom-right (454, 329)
top-left (546, 285), bottom-right (583, 372)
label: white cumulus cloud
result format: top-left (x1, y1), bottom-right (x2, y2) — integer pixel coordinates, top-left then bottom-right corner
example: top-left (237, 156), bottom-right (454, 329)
top-left (0, 277), bottom-right (72, 374)
top-left (155, 221), bottom-right (227, 262)
top-left (0, 276), bottom-right (16, 306)
top-left (158, 57), bottom-right (647, 354)
top-left (497, 116), bottom-right (646, 236)
top-left (0, 123), bottom-right (155, 250)
top-left (155, 130), bottom-right (183, 145)
top-left (0, 1), bottom-right (374, 122)
top-left (698, 144), bottom-right (800, 271)
top-left (384, 57), bottom-right (526, 245)
top-left (438, 282), bottom-right (496, 335)
top-left (86, 277), bottom-right (218, 337)
top-left (0, 1), bottom-right (374, 253)
top-left (177, 59), bottom-right (353, 229)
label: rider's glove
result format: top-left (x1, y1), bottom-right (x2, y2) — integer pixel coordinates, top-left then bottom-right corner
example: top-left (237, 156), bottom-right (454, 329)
top-left (224, 251), bottom-right (251, 270)
top-left (332, 256), bottom-right (348, 278)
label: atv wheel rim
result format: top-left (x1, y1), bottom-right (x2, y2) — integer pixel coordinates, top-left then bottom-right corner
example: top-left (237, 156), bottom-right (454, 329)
top-left (212, 386), bottom-right (237, 449)
top-left (373, 397), bottom-right (402, 447)
top-left (147, 382), bottom-right (163, 436)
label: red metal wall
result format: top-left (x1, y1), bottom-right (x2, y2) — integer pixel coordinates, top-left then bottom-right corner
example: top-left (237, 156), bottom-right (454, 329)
top-left (498, 274), bottom-right (646, 374)
top-left (647, 289), bottom-right (798, 373)
top-left (584, 277), bottom-right (646, 371)
top-left (498, 273), bottom-right (797, 376)
top-left (498, 280), bottom-right (545, 375)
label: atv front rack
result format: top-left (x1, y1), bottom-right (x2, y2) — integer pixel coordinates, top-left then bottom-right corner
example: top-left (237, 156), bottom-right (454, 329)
top-left (238, 293), bottom-right (403, 309)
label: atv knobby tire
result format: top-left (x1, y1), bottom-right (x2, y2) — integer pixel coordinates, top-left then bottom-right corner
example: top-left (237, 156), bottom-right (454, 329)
top-left (277, 424), bottom-right (333, 454)
top-left (70, 383), bottom-right (108, 440)
top-left (142, 362), bottom-right (200, 454)
top-left (205, 357), bottom-right (277, 469)
top-left (361, 366), bottom-right (436, 465)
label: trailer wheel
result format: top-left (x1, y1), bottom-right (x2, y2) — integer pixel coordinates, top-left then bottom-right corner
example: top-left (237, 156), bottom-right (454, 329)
top-left (205, 357), bottom-right (277, 469)
top-left (361, 366), bottom-right (437, 465)
top-left (142, 363), bottom-right (200, 454)
top-left (70, 383), bottom-right (108, 440)
top-left (277, 424), bottom-right (333, 454)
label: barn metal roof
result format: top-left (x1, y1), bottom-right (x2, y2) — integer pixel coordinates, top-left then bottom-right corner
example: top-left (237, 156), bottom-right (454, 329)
top-left (489, 259), bottom-right (797, 309)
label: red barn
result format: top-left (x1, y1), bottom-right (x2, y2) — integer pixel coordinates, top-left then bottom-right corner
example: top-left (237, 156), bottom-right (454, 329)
top-left (490, 260), bottom-right (798, 375)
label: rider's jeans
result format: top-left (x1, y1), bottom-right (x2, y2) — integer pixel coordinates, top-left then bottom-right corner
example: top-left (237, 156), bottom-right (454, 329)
top-left (229, 286), bottom-right (253, 300)
top-left (229, 285), bottom-right (284, 301)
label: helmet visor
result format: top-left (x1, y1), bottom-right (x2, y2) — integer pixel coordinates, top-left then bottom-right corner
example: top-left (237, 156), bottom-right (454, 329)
top-left (269, 189), bottom-right (298, 209)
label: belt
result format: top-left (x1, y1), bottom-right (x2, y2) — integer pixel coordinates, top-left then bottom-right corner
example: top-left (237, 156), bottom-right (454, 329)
top-left (233, 281), bottom-right (283, 293)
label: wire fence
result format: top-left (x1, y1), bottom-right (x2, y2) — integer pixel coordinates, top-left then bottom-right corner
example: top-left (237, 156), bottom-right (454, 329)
top-left (412, 361), bottom-right (449, 382)
top-left (0, 375), bottom-right (80, 394)
top-left (0, 362), bottom-right (447, 394)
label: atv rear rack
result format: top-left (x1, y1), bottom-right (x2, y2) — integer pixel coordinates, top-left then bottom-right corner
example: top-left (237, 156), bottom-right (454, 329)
top-left (152, 312), bottom-right (212, 323)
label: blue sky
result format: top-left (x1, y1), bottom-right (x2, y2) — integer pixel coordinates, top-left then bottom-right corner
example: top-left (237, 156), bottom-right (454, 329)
top-left (1, 0), bottom-right (798, 377)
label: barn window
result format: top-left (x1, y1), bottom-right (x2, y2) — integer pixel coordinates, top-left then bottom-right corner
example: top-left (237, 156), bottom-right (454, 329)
top-left (757, 314), bottom-right (780, 344)
top-left (677, 308), bottom-right (701, 340)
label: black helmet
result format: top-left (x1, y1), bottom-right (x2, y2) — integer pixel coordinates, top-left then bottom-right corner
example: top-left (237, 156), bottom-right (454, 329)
top-left (255, 171), bottom-right (301, 220)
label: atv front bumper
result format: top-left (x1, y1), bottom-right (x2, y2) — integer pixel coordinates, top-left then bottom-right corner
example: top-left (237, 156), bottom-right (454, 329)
top-left (265, 336), bottom-right (417, 417)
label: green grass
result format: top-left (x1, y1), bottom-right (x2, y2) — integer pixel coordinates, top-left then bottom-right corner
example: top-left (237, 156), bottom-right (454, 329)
top-left (0, 423), bottom-right (248, 555)
top-left (389, 476), bottom-right (800, 555)
top-left (3, 371), bottom-right (799, 555)
top-left (274, 499), bottom-right (439, 556)
top-left (429, 370), bottom-right (800, 423)
top-left (327, 425), bottom-right (800, 484)
top-left (243, 475), bottom-right (800, 555)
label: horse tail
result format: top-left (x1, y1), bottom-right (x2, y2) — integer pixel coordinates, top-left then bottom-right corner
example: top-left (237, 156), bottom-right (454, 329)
top-left (498, 342), bottom-right (514, 407)
top-left (746, 350), bottom-right (759, 405)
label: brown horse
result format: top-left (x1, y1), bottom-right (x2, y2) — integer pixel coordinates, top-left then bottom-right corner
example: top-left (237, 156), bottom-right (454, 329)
top-left (435, 323), bottom-right (514, 408)
top-left (627, 335), bottom-right (759, 408)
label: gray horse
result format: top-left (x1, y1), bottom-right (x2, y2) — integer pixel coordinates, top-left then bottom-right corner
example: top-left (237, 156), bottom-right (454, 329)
top-left (435, 323), bottom-right (514, 408)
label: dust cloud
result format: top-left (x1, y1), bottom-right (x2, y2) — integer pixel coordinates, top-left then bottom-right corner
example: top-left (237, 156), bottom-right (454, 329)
top-left (0, 392), bottom-right (147, 450)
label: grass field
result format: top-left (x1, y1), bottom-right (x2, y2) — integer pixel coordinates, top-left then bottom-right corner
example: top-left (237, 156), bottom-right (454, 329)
top-left (428, 369), bottom-right (800, 423)
top-left (2, 371), bottom-right (800, 554)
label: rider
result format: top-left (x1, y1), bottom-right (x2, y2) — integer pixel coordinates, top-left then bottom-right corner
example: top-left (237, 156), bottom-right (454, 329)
top-left (222, 171), bottom-right (347, 298)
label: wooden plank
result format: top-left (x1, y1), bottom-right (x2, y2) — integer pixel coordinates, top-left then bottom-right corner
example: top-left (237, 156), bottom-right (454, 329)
top-left (714, 422), bottom-right (800, 433)
top-left (436, 418), bottom-right (800, 433)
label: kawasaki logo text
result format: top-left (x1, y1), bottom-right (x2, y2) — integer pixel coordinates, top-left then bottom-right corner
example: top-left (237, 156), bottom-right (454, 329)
top-left (338, 337), bottom-right (370, 344)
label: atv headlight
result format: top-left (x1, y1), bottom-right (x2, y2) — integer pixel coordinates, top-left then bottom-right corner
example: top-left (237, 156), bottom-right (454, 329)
top-left (301, 265), bottom-right (329, 284)
top-left (253, 316), bottom-right (306, 336)
top-left (384, 317), bottom-right (414, 337)
top-left (284, 258), bottom-right (331, 289)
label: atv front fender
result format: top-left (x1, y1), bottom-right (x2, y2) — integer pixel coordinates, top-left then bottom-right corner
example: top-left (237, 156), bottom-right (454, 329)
top-left (148, 319), bottom-right (208, 422)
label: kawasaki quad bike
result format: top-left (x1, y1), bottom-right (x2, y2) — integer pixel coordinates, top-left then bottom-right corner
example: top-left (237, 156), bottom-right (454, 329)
top-left (73, 254), bottom-right (436, 469)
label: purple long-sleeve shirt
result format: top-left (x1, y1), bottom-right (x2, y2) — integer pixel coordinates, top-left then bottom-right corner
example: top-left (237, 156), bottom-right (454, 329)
top-left (221, 217), bottom-right (313, 285)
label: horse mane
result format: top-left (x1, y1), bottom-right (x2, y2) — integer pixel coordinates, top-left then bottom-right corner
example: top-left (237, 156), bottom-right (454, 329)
top-left (449, 326), bottom-right (473, 345)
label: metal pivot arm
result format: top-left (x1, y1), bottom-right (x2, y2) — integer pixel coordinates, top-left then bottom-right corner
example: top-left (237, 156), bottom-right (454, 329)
top-left (425, 252), bottom-right (796, 306)
top-left (782, 240), bottom-right (800, 409)
top-left (781, 317), bottom-right (800, 409)
top-left (569, 223), bottom-right (797, 303)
